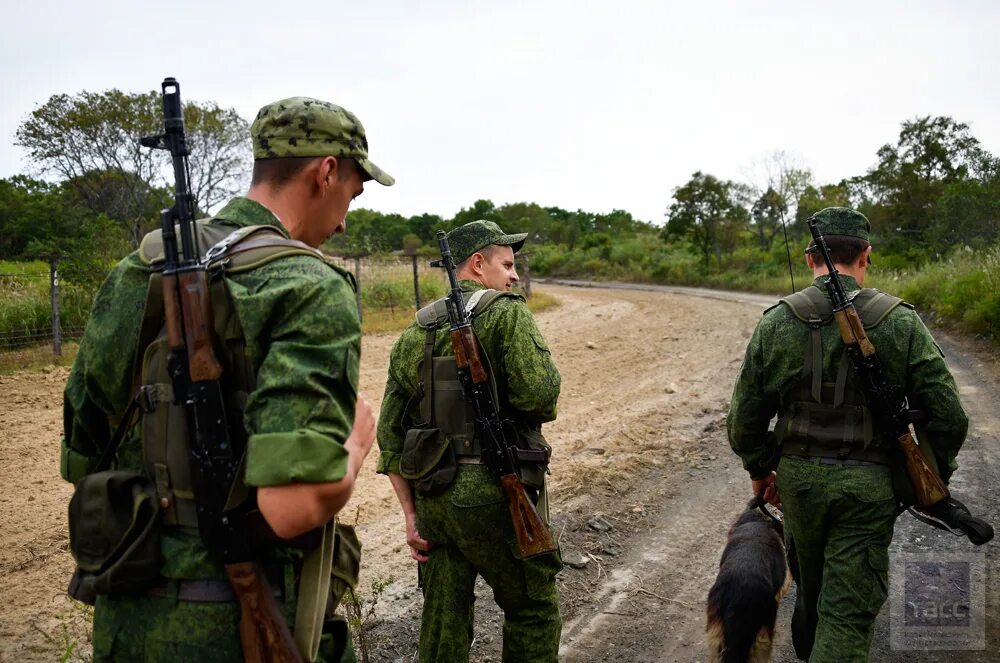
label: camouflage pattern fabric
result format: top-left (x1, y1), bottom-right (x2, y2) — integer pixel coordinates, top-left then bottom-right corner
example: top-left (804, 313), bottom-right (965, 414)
top-left (377, 280), bottom-right (562, 662)
top-left (807, 207), bottom-right (871, 241)
top-left (377, 280), bottom-right (560, 474)
top-left (727, 274), bottom-right (968, 662)
top-left (776, 457), bottom-right (896, 662)
top-left (92, 592), bottom-right (357, 663)
top-left (62, 196), bottom-right (361, 660)
top-left (445, 220), bottom-right (527, 266)
top-left (415, 465), bottom-right (562, 663)
top-left (251, 97), bottom-right (394, 186)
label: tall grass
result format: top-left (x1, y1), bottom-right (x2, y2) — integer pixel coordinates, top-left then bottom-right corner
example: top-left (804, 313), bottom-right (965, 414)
top-left (534, 239), bottom-right (1000, 341)
top-left (1, 254), bottom-right (562, 363)
top-left (870, 246), bottom-right (1000, 340)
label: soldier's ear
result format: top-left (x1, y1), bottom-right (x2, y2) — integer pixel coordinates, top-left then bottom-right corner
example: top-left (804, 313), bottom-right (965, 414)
top-left (315, 157), bottom-right (337, 194)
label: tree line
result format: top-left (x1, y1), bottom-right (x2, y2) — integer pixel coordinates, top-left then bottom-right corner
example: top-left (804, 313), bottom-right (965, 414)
top-left (2, 86), bottom-right (997, 283)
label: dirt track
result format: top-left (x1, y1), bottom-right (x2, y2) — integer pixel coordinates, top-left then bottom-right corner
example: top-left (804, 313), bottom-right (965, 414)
top-left (0, 283), bottom-right (996, 662)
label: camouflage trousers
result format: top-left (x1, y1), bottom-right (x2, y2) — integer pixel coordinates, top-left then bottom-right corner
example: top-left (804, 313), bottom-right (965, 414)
top-left (776, 456), bottom-right (897, 663)
top-left (91, 584), bottom-right (356, 662)
top-left (414, 464), bottom-right (563, 663)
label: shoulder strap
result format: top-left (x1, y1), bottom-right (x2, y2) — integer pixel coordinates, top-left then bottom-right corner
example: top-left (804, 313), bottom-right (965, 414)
top-left (414, 289), bottom-right (519, 330)
top-left (139, 223), bottom-right (353, 286)
top-left (780, 286), bottom-right (832, 325)
top-left (852, 288), bottom-right (905, 328)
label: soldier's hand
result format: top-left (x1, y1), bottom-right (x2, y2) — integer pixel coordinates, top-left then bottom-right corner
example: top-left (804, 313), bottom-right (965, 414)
top-left (752, 472), bottom-right (781, 509)
top-left (405, 514), bottom-right (433, 562)
top-left (346, 395), bottom-right (376, 461)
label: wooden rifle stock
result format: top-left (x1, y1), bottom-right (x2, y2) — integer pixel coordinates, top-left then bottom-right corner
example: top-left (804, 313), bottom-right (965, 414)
top-left (178, 270), bottom-right (223, 382)
top-left (226, 562), bottom-right (304, 663)
top-left (500, 474), bottom-right (557, 557)
top-left (450, 327), bottom-right (489, 384)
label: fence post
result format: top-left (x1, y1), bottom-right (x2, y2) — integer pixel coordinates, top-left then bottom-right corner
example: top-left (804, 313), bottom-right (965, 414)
top-left (49, 256), bottom-right (62, 357)
top-left (354, 256), bottom-right (363, 324)
top-left (411, 253), bottom-right (422, 309)
top-left (520, 254), bottom-right (532, 298)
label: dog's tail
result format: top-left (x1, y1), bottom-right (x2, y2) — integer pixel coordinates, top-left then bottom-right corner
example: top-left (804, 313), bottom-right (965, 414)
top-left (706, 579), bottom-right (778, 663)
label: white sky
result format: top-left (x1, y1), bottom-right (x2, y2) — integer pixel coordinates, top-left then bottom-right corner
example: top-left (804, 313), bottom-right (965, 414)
top-left (3, 0), bottom-right (997, 224)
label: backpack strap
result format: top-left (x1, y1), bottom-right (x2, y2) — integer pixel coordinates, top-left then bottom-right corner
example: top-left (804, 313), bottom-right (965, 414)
top-left (852, 289), bottom-right (907, 328)
top-left (783, 287), bottom-right (830, 404)
top-left (414, 288), bottom-right (519, 329)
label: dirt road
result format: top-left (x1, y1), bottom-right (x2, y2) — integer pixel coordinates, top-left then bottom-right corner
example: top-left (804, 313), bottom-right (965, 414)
top-left (0, 283), bottom-right (996, 662)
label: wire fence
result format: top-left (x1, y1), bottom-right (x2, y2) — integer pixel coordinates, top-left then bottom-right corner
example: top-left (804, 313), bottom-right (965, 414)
top-left (0, 253), bottom-right (534, 356)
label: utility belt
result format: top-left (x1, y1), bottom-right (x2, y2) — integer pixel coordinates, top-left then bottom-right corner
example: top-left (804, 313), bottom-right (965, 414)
top-left (452, 436), bottom-right (549, 464)
top-left (147, 563), bottom-right (288, 603)
top-left (781, 439), bottom-right (890, 466)
top-left (401, 426), bottom-right (551, 496)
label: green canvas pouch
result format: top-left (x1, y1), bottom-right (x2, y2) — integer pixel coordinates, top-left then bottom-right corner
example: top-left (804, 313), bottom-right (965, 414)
top-left (399, 427), bottom-right (457, 496)
top-left (67, 470), bottom-right (162, 605)
top-left (329, 522), bottom-right (362, 613)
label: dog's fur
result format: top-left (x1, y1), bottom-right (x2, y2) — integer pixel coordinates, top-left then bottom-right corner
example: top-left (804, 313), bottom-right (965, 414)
top-left (705, 499), bottom-right (792, 663)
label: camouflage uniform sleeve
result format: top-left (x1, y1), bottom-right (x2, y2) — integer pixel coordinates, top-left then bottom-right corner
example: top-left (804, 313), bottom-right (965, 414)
top-left (904, 312), bottom-right (968, 484)
top-left (376, 330), bottom-right (420, 475)
top-left (237, 263), bottom-right (360, 486)
top-left (489, 299), bottom-right (561, 424)
top-left (61, 255), bottom-right (146, 483)
top-left (727, 316), bottom-right (780, 480)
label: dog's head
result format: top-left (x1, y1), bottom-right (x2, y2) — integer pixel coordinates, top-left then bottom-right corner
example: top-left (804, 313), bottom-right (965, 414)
top-left (731, 498), bottom-right (784, 537)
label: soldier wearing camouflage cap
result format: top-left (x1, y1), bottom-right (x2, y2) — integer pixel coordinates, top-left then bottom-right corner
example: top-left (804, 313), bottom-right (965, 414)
top-left (726, 207), bottom-right (968, 661)
top-left (376, 220), bottom-right (563, 662)
top-left (63, 95), bottom-right (392, 661)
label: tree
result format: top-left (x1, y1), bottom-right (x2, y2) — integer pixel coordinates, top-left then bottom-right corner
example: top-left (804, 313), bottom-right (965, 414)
top-left (861, 116), bottom-right (983, 257)
top-left (751, 187), bottom-right (786, 249)
top-left (746, 151), bottom-right (813, 246)
top-left (16, 89), bottom-right (251, 246)
top-left (450, 199), bottom-right (501, 229)
top-left (0, 176), bottom-right (128, 282)
top-left (664, 172), bottom-right (748, 267)
top-left (795, 182), bottom-right (852, 231)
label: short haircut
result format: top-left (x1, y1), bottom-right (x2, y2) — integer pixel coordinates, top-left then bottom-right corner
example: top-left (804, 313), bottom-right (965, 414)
top-left (251, 156), bottom-right (315, 188)
top-left (458, 244), bottom-right (498, 270)
top-left (806, 235), bottom-right (870, 266)
top-left (250, 156), bottom-right (359, 188)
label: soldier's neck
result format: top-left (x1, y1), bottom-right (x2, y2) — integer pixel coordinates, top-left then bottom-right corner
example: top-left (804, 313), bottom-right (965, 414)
top-left (812, 264), bottom-right (865, 287)
top-left (246, 185), bottom-right (305, 241)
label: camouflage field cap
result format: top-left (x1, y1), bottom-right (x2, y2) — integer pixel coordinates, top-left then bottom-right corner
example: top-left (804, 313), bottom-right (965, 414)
top-left (447, 220), bottom-right (527, 264)
top-left (251, 97), bottom-right (394, 186)
top-left (809, 207), bottom-right (870, 242)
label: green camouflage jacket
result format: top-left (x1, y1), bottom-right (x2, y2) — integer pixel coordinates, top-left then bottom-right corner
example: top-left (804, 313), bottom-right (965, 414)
top-left (61, 197), bottom-right (360, 578)
top-left (376, 281), bottom-right (560, 475)
top-left (727, 275), bottom-right (968, 481)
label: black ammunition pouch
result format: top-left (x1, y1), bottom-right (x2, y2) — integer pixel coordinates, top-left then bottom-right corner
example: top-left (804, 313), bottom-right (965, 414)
top-left (67, 470), bottom-right (163, 605)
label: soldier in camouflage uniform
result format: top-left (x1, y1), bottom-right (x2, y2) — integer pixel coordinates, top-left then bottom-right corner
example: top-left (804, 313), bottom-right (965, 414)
top-left (727, 207), bottom-right (968, 662)
top-left (377, 221), bottom-right (563, 663)
top-left (61, 98), bottom-right (393, 662)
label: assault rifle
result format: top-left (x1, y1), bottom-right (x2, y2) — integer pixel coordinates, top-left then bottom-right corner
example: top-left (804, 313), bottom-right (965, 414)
top-left (807, 218), bottom-right (992, 545)
top-left (142, 78), bottom-right (303, 662)
top-left (434, 230), bottom-right (557, 558)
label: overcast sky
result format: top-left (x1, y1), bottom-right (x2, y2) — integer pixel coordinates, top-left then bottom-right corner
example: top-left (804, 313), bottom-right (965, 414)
top-left (3, 0), bottom-right (997, 224)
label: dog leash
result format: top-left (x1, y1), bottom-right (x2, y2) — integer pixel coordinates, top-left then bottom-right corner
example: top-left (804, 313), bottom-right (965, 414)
top-left (755, 489), bottom-right (783, 526)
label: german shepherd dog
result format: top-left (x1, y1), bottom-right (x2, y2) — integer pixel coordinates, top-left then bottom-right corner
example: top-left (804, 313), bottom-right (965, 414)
top-left (705, 497), bottom-right (791, 663)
